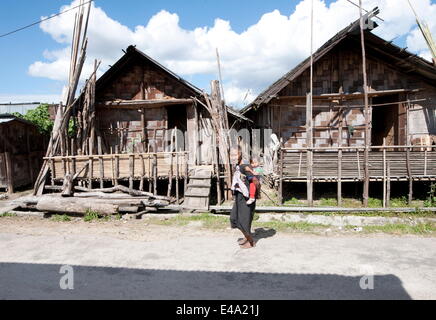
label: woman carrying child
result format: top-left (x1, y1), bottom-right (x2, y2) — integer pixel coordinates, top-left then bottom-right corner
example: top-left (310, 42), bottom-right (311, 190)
top-left (230, 148), bottom-right (261, 249)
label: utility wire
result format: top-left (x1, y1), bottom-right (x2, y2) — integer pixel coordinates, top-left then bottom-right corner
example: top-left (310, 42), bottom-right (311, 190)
top-left (0, 0), bottom-right (94, 38)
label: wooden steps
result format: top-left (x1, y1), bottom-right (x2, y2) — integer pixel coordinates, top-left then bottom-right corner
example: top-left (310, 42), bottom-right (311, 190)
top-left (182, 167), bottom-right (212, 211)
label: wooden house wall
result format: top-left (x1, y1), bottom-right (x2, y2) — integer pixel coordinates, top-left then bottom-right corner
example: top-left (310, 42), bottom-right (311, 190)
top-left (251, 43), bottom-right (436, 149)
top-left (97, 56), bottom-right (194, 101)
top-left (97, 107), bottom-right (168, 153)
top-left (0, 121), bottom-right (45, 189)
top-left (94, 56), bottom-right (203, 157)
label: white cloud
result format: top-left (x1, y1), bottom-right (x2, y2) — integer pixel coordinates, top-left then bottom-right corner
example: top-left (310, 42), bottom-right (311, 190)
top-left (28, 0), bottom-right (436, 108)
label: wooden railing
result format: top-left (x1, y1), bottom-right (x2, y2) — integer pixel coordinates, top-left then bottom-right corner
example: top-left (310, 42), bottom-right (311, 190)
top-left (45, 152), bottom-right (190, 192)
top-left (278, 145), bottom-right (436, 206)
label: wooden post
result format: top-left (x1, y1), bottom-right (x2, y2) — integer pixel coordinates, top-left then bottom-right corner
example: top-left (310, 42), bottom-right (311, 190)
top-left (5, 152), bottom-right (14, 194)
top-left (359, 0), bottom-right (371, 207)
top-left (212, 130), bottom-right (221, 205)
top-left (129, 154), bottom-right (134, 190)
top-left (153, 153), bottom-right (158, 195)
top-left (140, 154), bottom-right (145, 191)
top-left (50, 159), bottom-right (55, 186)
top-left (98, 136), bottom-right (104, 188)
top-left (88, 156), bottom-right (93, 189)
top-left (114, 145), bottom-right (119, 186)
top-left (357, 150), bottom-right (361, 180)
top-left (338, 107), bottom-right (343, 206)
top-left (175, 126), bottom-right (180, 204)
top-left (71, 138), bottom-right (76, 177)
top-left (110, 147), bottom-right (116, 186)
top-left (387, 161), bottom-right (391, 207)
top-left (382, 138), bottom-right (387, 208)
top-left (148, 149), bottom-right (152, 193)
top-left (279, 147), bottom-right (284, 205)
top-left (167, 130), bottom-right (174, 198)
top-left (184, 152), bottom-right (188, 195)
top-left (306, 93), bottom-right (313, 206)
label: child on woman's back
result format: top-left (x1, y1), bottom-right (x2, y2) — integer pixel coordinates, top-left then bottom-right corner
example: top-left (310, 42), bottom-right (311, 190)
top-left (239, 157), bottom-right (262, 205)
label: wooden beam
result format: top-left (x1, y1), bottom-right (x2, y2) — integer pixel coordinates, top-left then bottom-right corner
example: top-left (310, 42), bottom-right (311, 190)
top-left (97, 98), bottom-right (193, 109)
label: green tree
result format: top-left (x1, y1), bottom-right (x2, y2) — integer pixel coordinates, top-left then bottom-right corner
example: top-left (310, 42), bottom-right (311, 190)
top-left (12, 104), bottom-right (53, 134)
top-left (12, 104), bottom-right (76, 137)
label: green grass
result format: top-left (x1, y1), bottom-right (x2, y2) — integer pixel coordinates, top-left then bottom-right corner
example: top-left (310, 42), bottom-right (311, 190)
top-left (346, 222), bottom-right (436, 235)
top-left (51, 214), bottom-right (71, 222)
top-left (0, 212), bottom-right (17, 217)
top-left (283, 197), bottom-right (303, 206)
top-left (84, 209), bottom-right (100, 222)
top-left (318, 198), bottom-right (338, 207)
top-left (253, 220), bottom-right (327, 232)
top-left (390, 196), bottom-right (409, 208)
top-left (145, 213), bottom-right (229, 229)
top-left (367, 198), bottom-right (383, 208)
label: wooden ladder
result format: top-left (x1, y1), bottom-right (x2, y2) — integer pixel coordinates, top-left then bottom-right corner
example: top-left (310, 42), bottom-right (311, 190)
top-left (182, 167), bottom-right (212, 211)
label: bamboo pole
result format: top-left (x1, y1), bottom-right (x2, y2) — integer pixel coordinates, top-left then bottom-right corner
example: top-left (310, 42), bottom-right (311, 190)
top-left (306, 0), bottom-right (314, 207)
top-left (359, 0), bottom-right (371, 207)
top-left (306, 93), bottom-right (314, 206)
top-left (338, 107), bottom-right (343, 206)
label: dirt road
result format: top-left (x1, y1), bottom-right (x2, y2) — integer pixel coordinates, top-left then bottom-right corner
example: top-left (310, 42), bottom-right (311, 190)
top-left (0, 216), bottom-right (435, 299)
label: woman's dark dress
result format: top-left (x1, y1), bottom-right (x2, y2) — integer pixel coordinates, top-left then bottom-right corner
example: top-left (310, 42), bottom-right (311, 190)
top-left (230, 174), bottom-right (256, 235)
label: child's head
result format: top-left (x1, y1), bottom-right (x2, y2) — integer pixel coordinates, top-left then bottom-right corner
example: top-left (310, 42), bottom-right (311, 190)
top-left (250, 157), bottom-right (260, 168)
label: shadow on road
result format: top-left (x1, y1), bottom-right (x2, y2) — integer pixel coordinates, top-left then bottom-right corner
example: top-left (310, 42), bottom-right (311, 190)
top-left (0, 262), bottom-right (411, 300)
top-left (253, 228), bottom-right (277, 243)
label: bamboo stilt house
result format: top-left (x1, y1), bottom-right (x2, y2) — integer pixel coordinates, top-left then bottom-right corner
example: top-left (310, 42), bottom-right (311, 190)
top-left (42, 45), bottom-right (248, 202)
top-left (242, 8), bottom-right (436, 205)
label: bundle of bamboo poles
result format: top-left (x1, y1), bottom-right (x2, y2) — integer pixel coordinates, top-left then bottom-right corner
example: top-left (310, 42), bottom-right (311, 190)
top-left (194, 80), bottom-right (232, 202)
top-left (34, 0), bottom-right (93, 195)
top-left (407, 0), bottom-right (436, 65)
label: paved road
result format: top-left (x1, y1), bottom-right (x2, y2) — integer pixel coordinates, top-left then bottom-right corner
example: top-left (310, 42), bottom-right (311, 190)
top-left (0, 226), bottom-right (435, 299)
